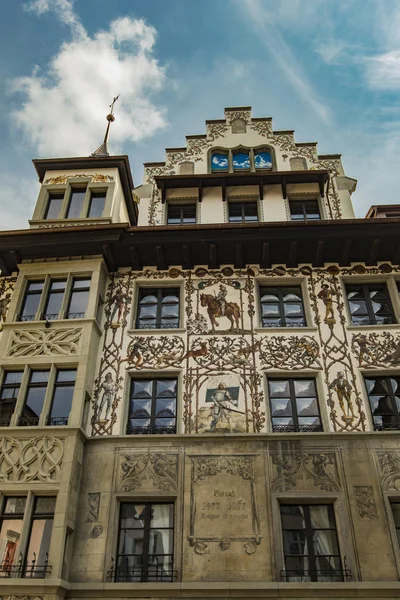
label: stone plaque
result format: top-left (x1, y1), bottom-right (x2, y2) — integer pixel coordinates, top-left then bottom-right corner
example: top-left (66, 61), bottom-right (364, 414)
top-left (188, 455), bottom-right (261, 555)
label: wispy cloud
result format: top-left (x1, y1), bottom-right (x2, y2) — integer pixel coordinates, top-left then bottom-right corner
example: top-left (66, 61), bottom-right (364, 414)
top-left (12, 0), bottom-right (168, 156)
top-left (235, 0), bottom-right (331, 125)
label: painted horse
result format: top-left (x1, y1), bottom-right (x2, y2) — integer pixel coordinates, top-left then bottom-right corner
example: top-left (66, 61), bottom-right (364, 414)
top-left (200, 293), bottom-right (241, 332)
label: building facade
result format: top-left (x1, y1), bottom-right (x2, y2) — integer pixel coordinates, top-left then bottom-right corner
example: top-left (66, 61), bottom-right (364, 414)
top-left (0, 107), bottom-right (400, 598)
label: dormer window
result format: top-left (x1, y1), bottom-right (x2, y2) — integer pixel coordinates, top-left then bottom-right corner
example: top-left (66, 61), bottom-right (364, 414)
top-left (66, 186), bottom-right (87, 218)
top-left (39, 180), bottom-right (112, 222)
top-left (210, 147), bottom-right (274, 173)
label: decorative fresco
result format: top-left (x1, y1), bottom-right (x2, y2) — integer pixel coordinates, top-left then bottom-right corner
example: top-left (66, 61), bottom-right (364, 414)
top-left (89, 261), bottom-right (400, 437)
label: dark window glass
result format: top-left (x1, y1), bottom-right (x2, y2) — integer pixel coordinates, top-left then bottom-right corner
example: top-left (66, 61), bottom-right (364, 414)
top-left (0, 497), bottom-right (26, 576)
top-left (280, 504), bottom-right (343, 582)
top-left (116, 503), bottom-right (174, 582)
top-left (289, 200), bottom-right (321, 221)
top-left (260, 286), bottom-right (306, 328)
top-left (346, 283), bottom-right (395, 326)
top-left (47, 370), bottom-right (76, 426)
top-left (228, 202), bottom-right (258, 223)
top-left (392, 503), bottom-right (400, 548)
top-left (43, 279), bottom-right (67, 321)
top-left (0, 371), bottom-right (23, 426)
top-left (211, 152), bottom-right (229, 172)
top-left (269, 379), bottom-right (322, 432)
top-left (136, 288), bottom-right (179, 329)
top-left (167, 204), bottom-right (196, 225)
top-left (365, 376), bottom-right (400, 430)
top-left (19, 280), bottom-right (44, 322)
top-left (87, 191), bottom-right (106, 218)
top-left (254, 150), bottom-right (272, 170)
top-left (24, 497), bottom-right (55, 578)
top-left (128, 379), bottom-right (177, 435)
top-left (232, 151), bottom-right (250, 170)
top-left (44, 193), bottom-right (64, 220)
top-left (66, 187), bottom-right (86, 219)
top-left (19, 371), bottom-right (49, 426)
top-left (66, 278), bottom-right (90, 319)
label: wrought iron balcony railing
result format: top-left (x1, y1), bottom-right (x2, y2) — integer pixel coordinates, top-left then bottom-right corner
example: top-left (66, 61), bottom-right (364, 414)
top-left (0, 417), bottom-right (12, 427)
top-left (18, 416), bottom-right (39, 426)
top-left (66, 312), bottom-right (86, 319)
top-left (374, 422), bottom-right (400, 431)
top-left (126, 425), bottom-right (176, 435)
top-left (107, 559), bottom-right (177, 583)
top-left (273, 424), bottom-right (323, 433)
top-left (280, 568), bottom-right (352, 582)
top-left (0, 552), bottom-right (51, 579)
top-left (47, 416), bottom-right (69, 426)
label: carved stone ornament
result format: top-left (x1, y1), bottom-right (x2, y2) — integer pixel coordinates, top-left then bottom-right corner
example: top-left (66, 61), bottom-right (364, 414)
top-left (271, 451), bottom-right (340, 492)
top-left (354, 486), bottom-right (377, 519)
top-left (8, 596), bottom-right (44, 600)
top-left (44, 173), bottom-right (114, 185)
top-left (8, 328), bottom-right (82, 357)
top-left (0, 436), bottom-right (64, 483)
top-left (86, 492), bottom-right (101, 522)
top-left (119, 452), bottom-right (178, 492)
top-left (376, 451), bottom-right (400, 491)
top-left (188, 455), bottom-right (262, 555)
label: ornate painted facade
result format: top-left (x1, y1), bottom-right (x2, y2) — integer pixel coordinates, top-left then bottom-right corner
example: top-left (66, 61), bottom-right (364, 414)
top-left (0, 107), bottom-right (399, 599)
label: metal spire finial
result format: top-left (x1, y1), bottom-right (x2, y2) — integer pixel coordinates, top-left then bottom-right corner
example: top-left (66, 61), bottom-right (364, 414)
top-left (91, 94), bottom-right (120, 157)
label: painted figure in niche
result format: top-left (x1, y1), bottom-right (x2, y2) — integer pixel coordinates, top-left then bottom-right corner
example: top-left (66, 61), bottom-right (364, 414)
top-left (317, 284), bottom-right (336, 325)
top-left (329, 371), bottom-right (355, 422)
top-left (0, 293), bottom-right (11, 331)
top-left (200, 288), bottom-right (241, 332)
top-left (96, 373), bottom-right (116, 422)
top-left (126, 337), bottom-right (146, 367)
top-left (109, 287), bottom-right (128, 328)
top-left (207, 383), bottom-right (242, 432)
top-left (353, 334), bottom-right (376, 366)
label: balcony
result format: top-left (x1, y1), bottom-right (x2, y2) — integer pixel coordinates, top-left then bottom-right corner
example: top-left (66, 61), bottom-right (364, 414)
top-left (272, 424), bottom-right (323, 433)
top-left (0, 552), bottom-right (52, 579)
top-left (126, 424), bottom-right (176, 435)
top-left (107, 559), bottom-right (177, 583)
top-left (280, 568), bottom-right (352, 582)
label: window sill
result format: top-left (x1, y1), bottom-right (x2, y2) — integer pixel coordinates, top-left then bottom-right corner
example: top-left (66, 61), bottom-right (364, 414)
top-left (254, 326), bottom-right (317, 334)
top-left (346, 323), bottom-right (400, 331)
top-left (128, 328), bottom-right (186, 335)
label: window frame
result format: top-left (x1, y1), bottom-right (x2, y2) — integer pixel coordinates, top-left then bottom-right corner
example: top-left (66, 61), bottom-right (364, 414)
top-left (127, 377), bottom-right (178, 435)
top-left (39, 179), bottom-right (114, 222)
top-left (259, 284), bottom-right (307, 328)
top-left (280, 503), bottom-right (344, 582)
top-left (115, 501), bottom-right (175, 583)
top-left (364, 374), bottom-right (400, 430)
top-left (209, 145), bottom-right (274, 173)
top-left (227, 199), bottom-right (259, 223)
top-left (135, 287), bottom-right (181, 330)
top-left (166, 203), bottom-right (197, 226)
top-left (288, 198), bottom-right (321, 221)
top-left (267, 377), bottom-right (322, 433)
top-left (345, 282), bottom-right (396, 326)
top-left (0, 371), bottom-right (24, 427)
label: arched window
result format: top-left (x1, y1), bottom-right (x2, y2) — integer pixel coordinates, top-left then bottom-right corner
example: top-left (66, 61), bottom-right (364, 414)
top-left (232, 150), bottom-right (250, 171)
top-left (179, 161), bottom-right (194, 175)
top-left (211, 151), bottom-right (229, 172)
top-left (231, 118), bottom-right (246, 134)
top-left (254, 149), bottom-right (272, 170)
top-left (290, 157), bottom-right (307, 171)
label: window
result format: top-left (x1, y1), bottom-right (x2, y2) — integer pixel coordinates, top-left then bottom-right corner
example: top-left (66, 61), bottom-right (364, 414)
top-left (259, 286), bottom-right (306, 328)
top-left (391, 502), bottom-right (400, 548)
top-left (0, 496), bottom-right (54, 578)
top-left (18, 276), bottom-right (91, 322)
top-left (66, 186), bottom-right (87, 218)
top-left (289, 199), bottom-right (320, 221)
top-left (66, 278), bottom-right (91, 319)
top-left (19, 280), bottom-right (44, 321)
top-left (24, 497), bottom-right (55, 578)
top-left (48, 370), bottom-right (76, 426)
top-left (19, 368), bottom-right (76, 427)
top-left (115, 503), bottom-right (174, 582)
top-left (43, 279), bottom-right (67, 320)
top-left (364, 376), bottom-right (400, 430)
top-left (232, 150), bottom-right (250, 171)
top-left (128, 379), bottom-right (177, 434)
top-left (87, 191), bottom-right (106, 218)
top-left (167, 204), bottom-right (196, 225)
top-left (228, 201), bottom-right (258, 223)
top-left (268, 379), bottom-right (322, 432)
top-left (210, 147), bottom-right (273, 173)
top-left (0, 371), bottom-right (23, 426)
top-left (346, 283), bottom-right (395, 326)
top-left (44, 192), bottom-right (64, 219)
top-left (136, 288), bottom-right (180, 329)
top-left (280, 504), bottom-right (344, 582)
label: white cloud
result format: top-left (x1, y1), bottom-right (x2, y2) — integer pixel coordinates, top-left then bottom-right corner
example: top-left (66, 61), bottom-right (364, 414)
top-left (12, 2), bottom-right (168, 156)
top-left (0, 174), bottom-right (39, 231)
top-left (365, 51), bottom-right (400, 90)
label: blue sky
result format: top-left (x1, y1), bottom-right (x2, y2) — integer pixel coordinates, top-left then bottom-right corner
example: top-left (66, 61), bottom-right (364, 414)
top-left (2, 0), bottom-right (400, 228)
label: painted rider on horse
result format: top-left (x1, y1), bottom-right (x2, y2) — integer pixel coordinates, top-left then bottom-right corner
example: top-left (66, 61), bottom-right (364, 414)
top-left (216, 285), bottom-right (228, 316)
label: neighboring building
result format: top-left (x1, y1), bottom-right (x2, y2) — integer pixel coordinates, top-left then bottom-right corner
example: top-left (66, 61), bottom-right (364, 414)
top-left (1, 106), bottom-right (400, 599)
